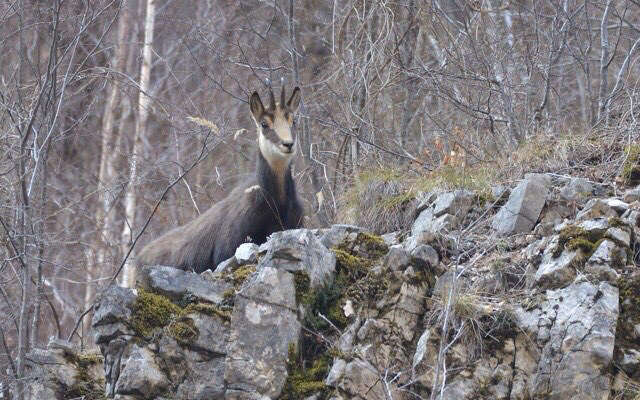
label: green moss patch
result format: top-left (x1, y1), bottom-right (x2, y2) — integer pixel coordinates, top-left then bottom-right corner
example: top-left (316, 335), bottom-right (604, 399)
top-left (294, 271), bottom-right (313, 306)
top-left (281, 343), bottom-right (330, 400)
top-left (129, 289), bottom-right (230, 344)
top-left (233, 265), bottom-right (257, 286)
top-left (62, 351), bottom-right (106, 400)
top-left (332, 248), bottom-right (371, 275)
top-left (334, 232), bottom-right (389, 262)
top-left (553, 223), bottom-right (633, 271)
top-left (617, 274), bottom-right (640, 341)
top-left (130, 289), bottom-right (184, 337)
top-left (168, 317), bottom-right (199, 345)
top-left (621, 144), bottom-right (640, 186)
top-left (184, 302), bottom-right (232, 322)
top-left (553, 225), bottom-right (605, 260)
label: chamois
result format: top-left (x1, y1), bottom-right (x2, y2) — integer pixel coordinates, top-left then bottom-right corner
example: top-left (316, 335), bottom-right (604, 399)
top-left (136, 85), bottom-right (304, 274)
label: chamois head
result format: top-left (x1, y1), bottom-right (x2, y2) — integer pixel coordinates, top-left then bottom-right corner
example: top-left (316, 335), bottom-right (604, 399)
top-left (249, 85), bottom-right (302, 169)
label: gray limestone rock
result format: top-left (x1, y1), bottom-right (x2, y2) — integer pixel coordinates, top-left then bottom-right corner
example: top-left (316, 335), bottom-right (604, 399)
top-left (138, 265), bottom-right (233, 305)
top-left (411, 243), bottom-right (440, 269)
top-left (15, 341), bottom-right (104, 400)
top-left (576, 198), bottom-right (618, 221)
top-left (259, 229), bottom-right (336, 288)
top-left (532, 237), bottom-right (578, 290)
top-left (516, 281), bottom-right (619, 400)
top-left (380, 231), bottom-right (401, 246)
top-left (382, 245), bottom-right (411, 272)
top-left (606, 198), bottom-right (629, 213)
top-left (338, 359), bottom-right (404, 399)
top-left (559, 177), bottom-right (597, 203)
top-left (493, 174), bottom-right (549, 235)
top-left (432, 189), bottom-right (474, 219)
top-left (187, 312), bottom-right (230, 355)
top-left (92, 285), bottom-right (137, 344)
top-left (235, 243), bottom-right (259, 265)
top-left (623, 185), bottom-right (640, 203)
top-left (224, 266), bottom-right (300, 398)
top-left (325, 358), bottom-right (347, 387)
top-left (320, 224), bottom-right (364, 249)
top-left (175, 357), bottom-right (226, 400)
top-left (115, 345), bottom-right (169, 398)
top-left (412, 209), bottom-right (456, 238)
top-left (491, 185), bottom-right (510, 204)
top-left (212, 256), bottom-right (238, 275)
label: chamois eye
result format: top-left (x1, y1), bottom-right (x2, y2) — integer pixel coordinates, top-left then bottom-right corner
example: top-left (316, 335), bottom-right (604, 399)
top-left (261, 121), bottom-right (268, 129)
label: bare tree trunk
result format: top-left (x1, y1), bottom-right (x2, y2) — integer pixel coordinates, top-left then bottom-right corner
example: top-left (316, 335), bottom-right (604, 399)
top-left (288, 0), bottom-right (329, 226)
top-left (597, 0), bottom-right (612, 123)
top-left (121, 0), bottom-right (156, 287)
top-left (90, 3), bottom-right (134, 330)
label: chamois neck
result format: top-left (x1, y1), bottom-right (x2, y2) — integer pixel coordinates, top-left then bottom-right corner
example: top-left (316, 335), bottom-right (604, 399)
top-left (256, 151), bottom-right (292, 203)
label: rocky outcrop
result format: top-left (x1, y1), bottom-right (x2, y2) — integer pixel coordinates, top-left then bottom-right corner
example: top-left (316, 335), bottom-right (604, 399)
top-left (15, 177), bottom-right (640, 400)
top-left (16, 338), bottom-right (104, 400)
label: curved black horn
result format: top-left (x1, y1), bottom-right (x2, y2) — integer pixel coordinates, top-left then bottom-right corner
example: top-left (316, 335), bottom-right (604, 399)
top-left (268, 88), bottom-right (276, 111)
top-left (264, 78), bottom-right (276, 110)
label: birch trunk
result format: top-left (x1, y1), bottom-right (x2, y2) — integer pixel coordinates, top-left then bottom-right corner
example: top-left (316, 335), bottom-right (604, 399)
top-left (89, 3), bottom-right (134, 330)
top-left (121, 0), bottom-right (156, 287)
top-left (597, 0), bottom-right (612, 123)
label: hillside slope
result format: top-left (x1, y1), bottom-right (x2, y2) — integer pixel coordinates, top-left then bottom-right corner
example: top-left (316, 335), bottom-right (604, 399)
top-left (15, 173), bottom-right (640, 399)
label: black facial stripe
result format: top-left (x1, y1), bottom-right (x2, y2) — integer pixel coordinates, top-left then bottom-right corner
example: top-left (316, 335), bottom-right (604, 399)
top-left (263, 127), bottom-right (279, 143)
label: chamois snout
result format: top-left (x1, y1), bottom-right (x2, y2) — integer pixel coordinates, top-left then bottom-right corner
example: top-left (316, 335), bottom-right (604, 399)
top-left (281, 141), bottom-right (294, 153)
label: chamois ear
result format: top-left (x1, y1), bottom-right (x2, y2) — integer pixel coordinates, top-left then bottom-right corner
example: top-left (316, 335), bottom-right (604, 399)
top-left (287, 87), bottom-right (301, 113)
top-left (249, 92), bottom-right (264, 121)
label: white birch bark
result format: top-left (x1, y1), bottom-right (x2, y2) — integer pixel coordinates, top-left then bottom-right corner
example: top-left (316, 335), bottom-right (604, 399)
top-left (121, 0), bottom-right (155, 287)
top-left (597, 0), bottom-right (612, 122)
top-left (88, 3), bottom-right (133, 333)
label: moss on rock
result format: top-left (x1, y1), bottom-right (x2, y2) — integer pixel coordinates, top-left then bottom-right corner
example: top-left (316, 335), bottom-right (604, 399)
top-left (63, 351), bottom-right (106, 400)
top-left (281, 343), bottom-right (330, 400)
top-left (553, 225), bottom-right (608, 262)
top-left (168, 317), bottom-right (199, 345)
top-left (354, 232), bottom-right (389, 259)
top-left (620, 144), bottom-right (640, 185)
top-left (232, 264), bottom-right (257, 287)
top-left (332, 248), bottom-right (371, 274)
top-left (130, 289), bottom-right (184, 338)
top-left (129, 288), bottom-right (231, 344)
top-left (184, 302), bottom-right (232, 322)
top-left (617, 274), bottom-right (640, 339)
top-left (294, 271), bottom-right (313, 306)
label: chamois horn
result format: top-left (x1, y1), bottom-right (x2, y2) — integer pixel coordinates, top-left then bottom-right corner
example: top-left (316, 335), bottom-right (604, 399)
top-left (280, 77), bottom-right (286, 106)
top-left (265, 79), bottom-right (276, 111)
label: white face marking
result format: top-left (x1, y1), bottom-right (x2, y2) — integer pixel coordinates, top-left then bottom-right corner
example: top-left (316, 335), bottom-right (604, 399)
top-left (258, 130), bottom-right (293, 173)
